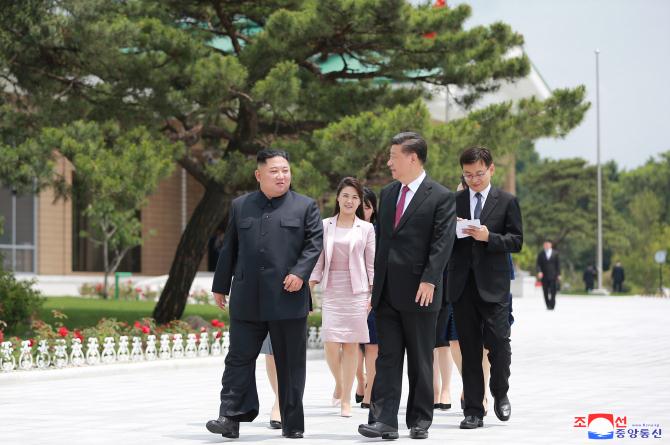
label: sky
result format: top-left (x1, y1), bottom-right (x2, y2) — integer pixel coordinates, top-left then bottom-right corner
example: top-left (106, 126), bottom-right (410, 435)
top-left (441, 0), bottom-right (670, 169)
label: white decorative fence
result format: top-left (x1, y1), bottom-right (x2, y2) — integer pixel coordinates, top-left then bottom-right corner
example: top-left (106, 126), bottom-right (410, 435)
top-left (0, 327), bottom-right (325, 373)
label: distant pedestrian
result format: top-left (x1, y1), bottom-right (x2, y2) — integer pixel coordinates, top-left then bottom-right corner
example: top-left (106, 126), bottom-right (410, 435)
top-left (536, 240), bottom-right (560, 310)
top-left (612, 262), bottom-right (625, 293)
top-left (583, 265), bottom-right (596, 292)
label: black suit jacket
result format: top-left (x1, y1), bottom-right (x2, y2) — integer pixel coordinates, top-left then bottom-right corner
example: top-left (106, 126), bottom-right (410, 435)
top-left (536, 250), bottom-right (560, 281)
top-left (212, 190), bottom-right (323, 321)
top-left (371, 175), bottom-right (456, 312)
top-left (446, 187), bottom-right (523, 303)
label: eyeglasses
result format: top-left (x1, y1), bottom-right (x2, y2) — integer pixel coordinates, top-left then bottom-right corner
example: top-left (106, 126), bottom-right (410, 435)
top-left (462, 170), bottom-right (488, 181)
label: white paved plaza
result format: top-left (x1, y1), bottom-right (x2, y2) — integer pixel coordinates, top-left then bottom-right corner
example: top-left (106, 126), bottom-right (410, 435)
top-left (1, 293), bottom-right (669, 445)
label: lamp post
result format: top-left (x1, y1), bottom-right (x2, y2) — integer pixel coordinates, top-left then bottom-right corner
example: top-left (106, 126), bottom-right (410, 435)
top-left (593, 49), bottom-right (608, 295)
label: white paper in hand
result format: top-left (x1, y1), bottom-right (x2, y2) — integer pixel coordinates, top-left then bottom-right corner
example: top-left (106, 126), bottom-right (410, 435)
top-left (456, 219), bottom-right (481, 238)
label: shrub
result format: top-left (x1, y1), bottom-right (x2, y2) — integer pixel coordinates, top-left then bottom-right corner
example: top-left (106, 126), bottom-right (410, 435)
top-left (0, 268), bottom-right (44, 336)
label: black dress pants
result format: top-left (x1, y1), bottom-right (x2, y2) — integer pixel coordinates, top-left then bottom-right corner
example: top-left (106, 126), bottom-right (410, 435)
top-left (453, 272), bottom-right (511, 418)
top-left (542, 278), bottom-right (557, 310)
top-left (218, 316), bottom-right (307, 434)
top-left (369, 297), bottom-right (438, 430)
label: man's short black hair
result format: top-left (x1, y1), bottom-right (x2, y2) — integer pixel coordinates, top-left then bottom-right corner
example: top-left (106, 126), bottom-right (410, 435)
top-left (459, 146), bottom-right (493, 168)
top-left (257, 149), bottom-right (290, 165)
top-left (391, 132), bottom-right (427, 164)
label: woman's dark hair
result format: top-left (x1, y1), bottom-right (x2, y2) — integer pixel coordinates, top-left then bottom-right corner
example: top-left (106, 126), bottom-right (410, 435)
top-left (333, 177), bottom-right (365, 220)
top-left (363, 187), bottom-right (378, 225)
top-left (459, 146), bottom-right (493, 168)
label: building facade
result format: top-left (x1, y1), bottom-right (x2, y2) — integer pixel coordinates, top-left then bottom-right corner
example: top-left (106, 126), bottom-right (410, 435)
top-left (1, 154), bottom-right (211, 276)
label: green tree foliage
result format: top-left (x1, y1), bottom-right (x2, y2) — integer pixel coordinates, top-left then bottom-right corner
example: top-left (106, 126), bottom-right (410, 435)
top-left (45, 121), bottom-right (181, 295)
top-left (0, 0), bottom-right (588, 321)
top-left (517, 151), bottom-right (669, 294)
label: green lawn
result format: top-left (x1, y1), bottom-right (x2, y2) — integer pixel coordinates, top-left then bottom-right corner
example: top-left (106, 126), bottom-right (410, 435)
top-left (40, 297), bottom-right (226, 329)
top-left (39, 297), bottom-right (322, 329)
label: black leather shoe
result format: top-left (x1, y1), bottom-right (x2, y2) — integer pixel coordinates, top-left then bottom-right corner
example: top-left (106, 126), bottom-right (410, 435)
top-left (356, 393), bottom-right (365, 403)
top-left (358, 422), bottom-right (399, 440)
top-left (361, 402), bottom-right (371, 409)
top-left (459, 416), bottom-right (484, 429)
top-left (206, 416), bottom-right (240, 438)
top-left (494, 396), bottom-right (511, 421)
top-left (282, 431), bottom-right (303, 439)
top-left (269, 420), bottom-right (282, 429)
top-left (409, 427), bottom-right (428, 439)
top-left (433, 403), bottom-right (442, 409)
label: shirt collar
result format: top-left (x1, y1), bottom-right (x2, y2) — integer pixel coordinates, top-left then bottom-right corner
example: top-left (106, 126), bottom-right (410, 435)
top-left (404, 170), bottom-right (426, 193)
top-left (255, 190), bottom-right (289, 208)
top-left (469, 183), bottom-right (491, 202)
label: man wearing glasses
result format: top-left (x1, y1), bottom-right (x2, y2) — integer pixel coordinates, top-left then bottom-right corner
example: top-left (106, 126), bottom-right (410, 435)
top-left (446, 147), bottom-right (522, 430)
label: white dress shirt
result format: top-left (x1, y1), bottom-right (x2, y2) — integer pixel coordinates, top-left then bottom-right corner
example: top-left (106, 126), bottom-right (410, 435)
top-left (469, 183), bottom-right (491, 219)
top-left (396, 170), bottom-right (427, 214)
top-left (545, 248), bottom-right (553, 260)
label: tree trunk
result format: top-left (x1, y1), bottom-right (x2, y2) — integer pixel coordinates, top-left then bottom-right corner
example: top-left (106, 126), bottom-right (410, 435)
top-left (102, 236), bottom-right (110, 299)
top-left (502, 152), bottom-right (516, 195)
top-left (153, 185), bottom-right (231, 323)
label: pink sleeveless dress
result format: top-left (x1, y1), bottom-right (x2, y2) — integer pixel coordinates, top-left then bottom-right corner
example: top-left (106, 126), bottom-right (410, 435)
top-left (320, 226), bottom-right (370, 343)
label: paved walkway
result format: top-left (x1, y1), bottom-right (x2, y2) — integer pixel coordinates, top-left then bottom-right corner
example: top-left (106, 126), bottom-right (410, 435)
top-left (1, 293), bottom-right (669, 444)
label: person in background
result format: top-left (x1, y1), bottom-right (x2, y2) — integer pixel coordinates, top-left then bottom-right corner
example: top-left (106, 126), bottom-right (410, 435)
top-left (612, 261), bottom-right (625, 293)
top-left (536, 240), bottom-right (560, 310)
top-left (259, 334), bottom-right (282, 429)
top-left (584, 265), bottom-right (596, 292)
top-left (360, 187), bottom-right (379, 409)
top-left (310, 177), bottom-right (376, 418)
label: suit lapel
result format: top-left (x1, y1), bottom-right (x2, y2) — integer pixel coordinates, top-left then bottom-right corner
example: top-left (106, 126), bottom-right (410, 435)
top-left (479, 187), bottom-right (499, 223)
top-left (349, 217), bottom-right (362, 255)
top-left (394, 177), bottom-right (432, 234)
top-left (325, 216), bottom-right (335, 266)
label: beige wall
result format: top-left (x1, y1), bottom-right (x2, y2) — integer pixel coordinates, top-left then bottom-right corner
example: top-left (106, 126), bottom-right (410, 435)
top-left (37, 154), bottom-right (73, 274)
top-left (35, 162), bottom-right (208, 276)
top-left (141, 167), bottom-right (207, 275)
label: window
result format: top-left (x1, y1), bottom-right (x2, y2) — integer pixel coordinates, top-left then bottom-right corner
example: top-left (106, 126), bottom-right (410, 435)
top-left (0, 187), bottom-right (37, 273)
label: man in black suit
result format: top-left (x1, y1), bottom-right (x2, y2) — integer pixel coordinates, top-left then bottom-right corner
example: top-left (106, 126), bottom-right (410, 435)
top-left (206, 149), bottom-right (323, 439)
top-left (536, 240), bottom-right (560, 310)
top-left (612, 261), bottom-right (625, 293)
top-left (358, 132), bottom-right (456, 440)
top-left (446, 147), bottom-right (522, 429)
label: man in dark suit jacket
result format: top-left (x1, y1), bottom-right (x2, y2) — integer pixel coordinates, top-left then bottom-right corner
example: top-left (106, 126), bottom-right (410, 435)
top-left (612, 261), bottom-right (625, 292)
top-left (446, 147), bottom-right (522, 430)
top-left (536, 240), bottom-right (560, 310)
top-left (358, 132), bottom-right (456, 441)
top-left (206, 149), bottom-right (323, 440)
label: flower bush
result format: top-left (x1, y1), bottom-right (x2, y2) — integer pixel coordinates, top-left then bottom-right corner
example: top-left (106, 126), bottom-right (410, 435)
top-left (189, 289), bottom-right (213, 305)
top-left (0, 268), bottom-right (44, 335)
top-left (78, 281), bottom-right (161, 301)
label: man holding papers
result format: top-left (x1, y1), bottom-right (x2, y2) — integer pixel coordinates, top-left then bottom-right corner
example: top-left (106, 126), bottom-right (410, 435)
top-left (446, 147), bottom-right (522, 430)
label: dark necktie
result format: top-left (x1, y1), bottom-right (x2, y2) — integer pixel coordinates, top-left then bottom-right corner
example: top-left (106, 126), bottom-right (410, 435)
top-left (474, 192), bottom-right (482, 219)
top-left (394, 185), bottom-right (410, 228)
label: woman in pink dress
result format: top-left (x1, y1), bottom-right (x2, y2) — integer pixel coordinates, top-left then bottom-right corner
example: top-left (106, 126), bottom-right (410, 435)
top-left (310, 177), bottom-right (376, 417)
